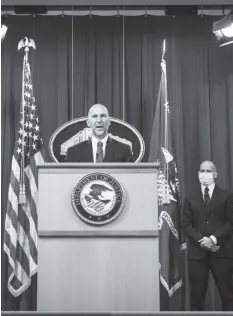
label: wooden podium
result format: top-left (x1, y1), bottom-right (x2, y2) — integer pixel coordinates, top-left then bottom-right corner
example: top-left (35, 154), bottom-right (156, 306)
top-left (37, 163), bottom-right (160, 312)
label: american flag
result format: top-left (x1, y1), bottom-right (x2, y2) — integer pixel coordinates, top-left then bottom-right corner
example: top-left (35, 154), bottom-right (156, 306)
top-left (3, 49), bottom-right (45, 297)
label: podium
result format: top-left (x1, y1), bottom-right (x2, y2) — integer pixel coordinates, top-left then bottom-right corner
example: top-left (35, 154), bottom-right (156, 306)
top-left (37, 163), bottom-right (160, 312)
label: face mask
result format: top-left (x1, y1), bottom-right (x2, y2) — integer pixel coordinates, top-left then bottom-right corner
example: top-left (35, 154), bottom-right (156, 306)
top-left (198, 173), bottom-right (215, 186)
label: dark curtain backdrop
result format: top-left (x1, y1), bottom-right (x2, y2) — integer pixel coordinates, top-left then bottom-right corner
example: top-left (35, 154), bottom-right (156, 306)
top-left (1, 14), bottom-right (233, 311)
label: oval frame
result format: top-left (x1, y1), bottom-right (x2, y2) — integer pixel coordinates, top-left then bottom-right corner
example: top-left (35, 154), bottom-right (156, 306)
top-left (49, 117), bottom-right (145, 163)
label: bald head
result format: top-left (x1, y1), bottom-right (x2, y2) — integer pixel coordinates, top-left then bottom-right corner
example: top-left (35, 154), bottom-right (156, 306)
top-left (198, 160), bottom-right (218, 186)
top-left (88, 104), bottom-right (109, 118)
top-left (199, 161), bottom-right (217, 173)
top-left (87, 104), bottom-right (111, 139)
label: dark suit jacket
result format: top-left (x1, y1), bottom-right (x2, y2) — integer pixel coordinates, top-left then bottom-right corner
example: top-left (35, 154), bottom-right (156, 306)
top-left (65, 137), bottom-right (134, 162)
top-left (182, 185), bottom-right (233, 259)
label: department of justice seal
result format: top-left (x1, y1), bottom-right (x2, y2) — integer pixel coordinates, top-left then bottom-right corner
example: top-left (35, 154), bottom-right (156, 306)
top-left (71, 173), bottom-right (125, 225)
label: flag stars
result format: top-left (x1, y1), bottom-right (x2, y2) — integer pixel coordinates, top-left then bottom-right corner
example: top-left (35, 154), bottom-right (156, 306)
top-left (33, 134), bottom-right (38, 141)
top-left (17, 138), bottom-right (22, 145)
top-left (164, 102), bottom-right (170, 113)
top-left (16, 147), bottom-right (22, 155)
top-left (13, 61), bottom-right (43, 165)
top-left (22, 131), bottom-right (28, 138)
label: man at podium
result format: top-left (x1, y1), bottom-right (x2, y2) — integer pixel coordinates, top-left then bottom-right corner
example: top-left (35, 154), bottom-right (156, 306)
top-left (65, 104), bottom-right (134, 162)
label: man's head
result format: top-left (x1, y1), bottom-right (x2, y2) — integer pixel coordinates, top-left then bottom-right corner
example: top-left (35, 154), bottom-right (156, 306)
top-left (198, 160), bottom-right (218, 186)
top-left (87, 104), bottom-right (111, 139)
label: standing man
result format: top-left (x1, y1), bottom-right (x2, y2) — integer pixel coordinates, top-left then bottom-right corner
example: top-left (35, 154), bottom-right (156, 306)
top-left (65, 103), bottom-right (134, 162)
top-left (182, 160), bottom-right (233, 311)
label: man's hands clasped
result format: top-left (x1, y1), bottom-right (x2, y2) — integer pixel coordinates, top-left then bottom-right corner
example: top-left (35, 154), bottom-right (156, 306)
top-left (198, 237), bottom-right (220, 252)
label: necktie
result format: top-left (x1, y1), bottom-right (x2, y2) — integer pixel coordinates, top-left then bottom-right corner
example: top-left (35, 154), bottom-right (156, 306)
top-left (96, 141), bottom-right (103, 162)
top-left (204, 187), bottom-right (210, 204)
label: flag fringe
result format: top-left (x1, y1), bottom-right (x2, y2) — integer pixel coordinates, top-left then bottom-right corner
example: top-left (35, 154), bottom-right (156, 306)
top-left (160, 274), bottom-right (183, 297)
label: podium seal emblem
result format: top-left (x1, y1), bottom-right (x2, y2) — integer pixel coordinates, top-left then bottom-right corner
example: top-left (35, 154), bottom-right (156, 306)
top-left (72, 173), bottom-right (125, 225)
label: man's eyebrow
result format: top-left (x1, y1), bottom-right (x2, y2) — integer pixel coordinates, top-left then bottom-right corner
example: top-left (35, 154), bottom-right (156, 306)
top-left (200, 169), bottom-right (213, 172)
top-left (91, 113), bottom-right (107, 116)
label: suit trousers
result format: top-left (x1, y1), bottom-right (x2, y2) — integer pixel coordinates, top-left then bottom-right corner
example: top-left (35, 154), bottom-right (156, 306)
top-left (188, 254), bottom-right (233, 311)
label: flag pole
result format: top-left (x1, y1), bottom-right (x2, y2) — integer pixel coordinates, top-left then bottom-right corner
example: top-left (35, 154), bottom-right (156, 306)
top-left (161, 39), bottom-right (169, 186)
top-left (17, 37), bottom-right (36, 204)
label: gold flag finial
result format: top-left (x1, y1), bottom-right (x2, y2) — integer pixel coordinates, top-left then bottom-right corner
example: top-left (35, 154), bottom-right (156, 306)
top-left (18, 37), bottom-right (36, 53)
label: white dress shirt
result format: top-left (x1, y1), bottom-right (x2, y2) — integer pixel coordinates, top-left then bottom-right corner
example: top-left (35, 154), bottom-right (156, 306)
top-left (201, 182), bottom-right (215, 200)
top-left (201, 182), bottom-right (217, 244)
top-left (91, 135), bottom-right (108, 163)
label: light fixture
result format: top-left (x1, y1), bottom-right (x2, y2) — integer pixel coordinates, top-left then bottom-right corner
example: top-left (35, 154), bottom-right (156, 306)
top-left (213, 12), bottom-right (233, 47)
top-left (1, 24), bottom-right (8, 41)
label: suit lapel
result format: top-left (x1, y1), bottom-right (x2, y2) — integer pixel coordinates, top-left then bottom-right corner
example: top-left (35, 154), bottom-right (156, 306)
top-left (85, 138), bottom-right (94, 162)
top-left (197, 184), bottom-right (220, 218)
top-left (104, 137), bottom-right (114, 162)
top-left (197, 186), bottom-right (210, 218)
top-left (209, 185), bottom-right (220, 211)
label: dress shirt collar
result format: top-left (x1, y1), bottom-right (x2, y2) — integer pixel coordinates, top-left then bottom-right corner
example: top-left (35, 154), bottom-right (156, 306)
top-left (91, 135), bottom-right (108, 162)
top-left (201, 182), bottom-right (215, 199)
top-left (91, 135), bottom-right (108, 147)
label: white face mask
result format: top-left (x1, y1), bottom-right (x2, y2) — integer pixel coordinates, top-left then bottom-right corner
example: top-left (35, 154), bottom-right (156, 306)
top-left (198, 173), bottom-right (215, 186)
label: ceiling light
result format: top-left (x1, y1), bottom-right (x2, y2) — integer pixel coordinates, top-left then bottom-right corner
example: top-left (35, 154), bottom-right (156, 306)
top-left (1, 24), bottom-right (8, 41)
top-left (213, 13), bottom-right (233, 47)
